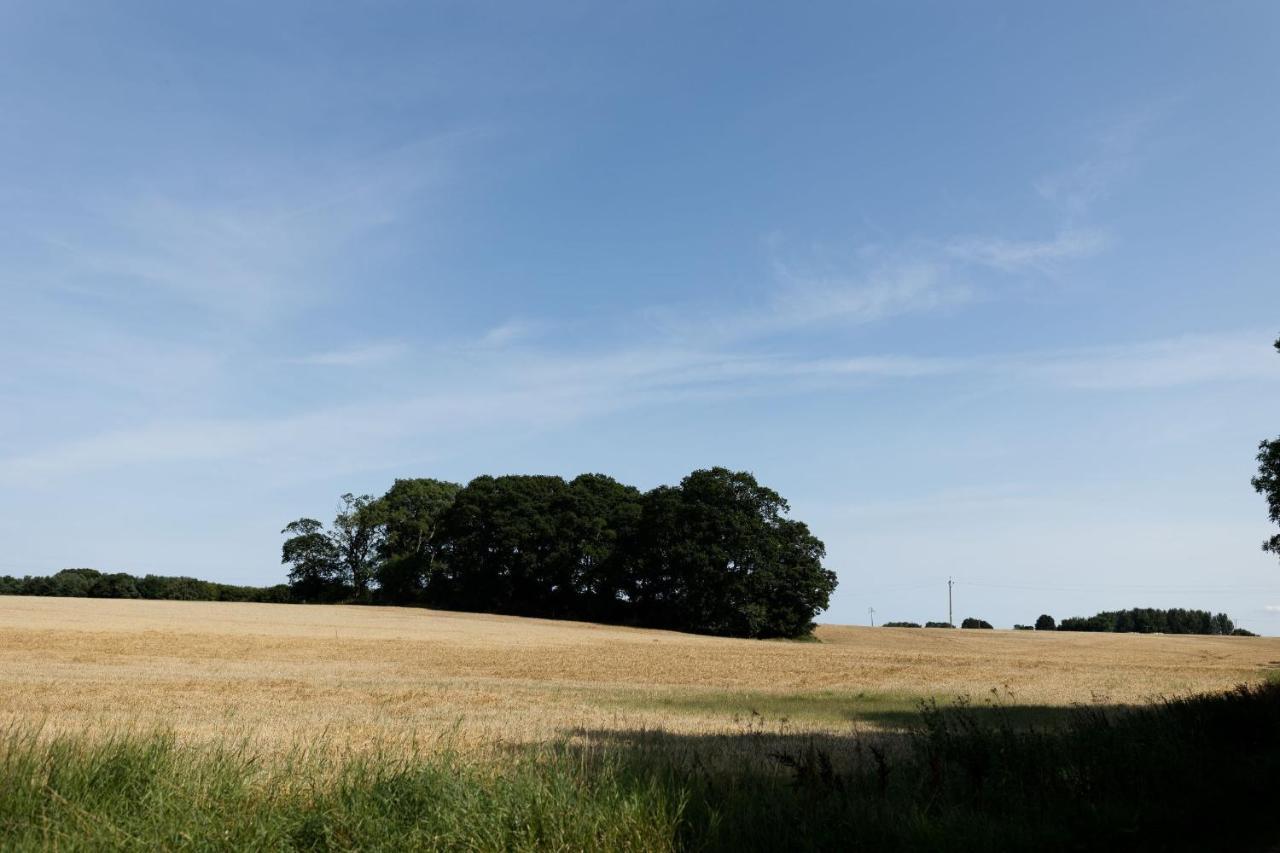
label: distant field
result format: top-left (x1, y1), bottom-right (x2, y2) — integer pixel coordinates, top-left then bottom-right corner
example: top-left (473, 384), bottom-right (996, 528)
top-left (2, 596), bottom-right (1277, 752)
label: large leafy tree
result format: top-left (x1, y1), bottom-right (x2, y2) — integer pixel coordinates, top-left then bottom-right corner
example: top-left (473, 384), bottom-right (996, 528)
top-left (280, 518), bottom-right (342, 601)
top-left (373, 478), bottom-right (461, 602)
top-left (1252, 337), bottom-right (1280, 560)
top-left (331, 494), bottom-right (383, 600)
top-left (433, 473), bottom-right (643, 620)
top-left (630, 468), bottom-right (835, 638)
top-left (561, 474), bottom-right (643, 622)
top-left (437, 475), bottom-right (574, 616)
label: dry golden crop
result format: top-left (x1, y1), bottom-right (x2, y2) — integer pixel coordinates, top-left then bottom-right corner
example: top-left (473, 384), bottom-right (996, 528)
top-left (2, 596), bottom-right (1276, 753)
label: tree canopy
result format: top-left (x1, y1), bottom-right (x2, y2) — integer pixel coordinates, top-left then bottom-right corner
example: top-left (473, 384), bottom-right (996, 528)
top-left (279, 467), bottom-right (836, 639)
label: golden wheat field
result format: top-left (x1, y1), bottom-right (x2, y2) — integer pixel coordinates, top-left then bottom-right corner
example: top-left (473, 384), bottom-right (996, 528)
top-left (2, 596), bottom-right (1277, 752)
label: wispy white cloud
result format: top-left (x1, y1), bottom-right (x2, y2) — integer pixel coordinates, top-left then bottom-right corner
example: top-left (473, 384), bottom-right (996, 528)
top-left (768, 259), bottom-right (970, 330)
top-left (668, 257), bottom-right (972, 345)
top-left (674, 211), bottom-right (1110, 346)
top-left (1034, 108), bottom-right (1159, 216)
top-left (1019, 333), bottom-right (1278, 390)
top-left (478, 319), bottom-right (543, 348)
top-left (34, 132), bottom-right (474, 321)
top-left (947, 228), bottom-right (1109, 272)
top-left (0, 384), bottom-right (590, 485)
top-left (751, 354), bottom-right (967, 379)
top-left (6, 329), bottom-right (1269, 485)
top-left (287, 342), bottom-right (408, 367)
top-left (838, 484), bottom-right (1037, 519)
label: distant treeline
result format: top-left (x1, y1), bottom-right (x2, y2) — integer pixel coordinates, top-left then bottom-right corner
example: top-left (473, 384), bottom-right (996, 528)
top-left (281, 468), bottom-right (836, 639)
top-left (1057, 607), bottom-right (1244, 635)
top-left (881, 620), bottom-right (989, 629)
top-left (880, 609), bottom-right (1255, 636)
top-left (0, 568), bottom-right (291, 603)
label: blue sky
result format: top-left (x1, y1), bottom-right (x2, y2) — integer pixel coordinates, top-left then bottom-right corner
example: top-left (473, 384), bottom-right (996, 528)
top-left (2, 1), bottom-right (1278, 631)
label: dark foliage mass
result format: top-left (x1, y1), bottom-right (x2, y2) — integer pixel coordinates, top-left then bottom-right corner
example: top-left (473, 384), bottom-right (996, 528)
top-left (0, 568), bottom-right (290, 602)
top-left (1058, 607), bottom-right (1236, 635)
top-left (924, 621), bottom-right (954, 628)
top-left (1035, 613), bottom-right (1056, 630)
top-left (1252, 336), bottom-right (1280, 559)
top-left (882, 621), bottom-right (921, 628)
top-left (960, 617), bottom-right (993, 629)
top-left (279, 468), bottom-right (837, 639)
top-left (2, 469), bottom-right (834, 640)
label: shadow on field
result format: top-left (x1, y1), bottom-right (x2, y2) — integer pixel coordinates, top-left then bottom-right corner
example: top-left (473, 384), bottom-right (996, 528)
top-left (606, 685), bottom-right (1122, 731)
top-left (2, 684), bottom-right (1278, 852)
top-left (560, 681), bottom-right (1280, 852)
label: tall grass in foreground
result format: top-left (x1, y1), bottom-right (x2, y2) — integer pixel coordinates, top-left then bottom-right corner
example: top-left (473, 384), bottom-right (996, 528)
top-left (3, 681), bottom-right (1279, 851)
top-left (0, 734), bottom-right (682, 852)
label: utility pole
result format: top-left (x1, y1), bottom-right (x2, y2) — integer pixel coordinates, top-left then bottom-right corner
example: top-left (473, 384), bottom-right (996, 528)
top-left (868, 606), bottom-right (876, 627)
top-left (948, 577), bottom-right (953, 627)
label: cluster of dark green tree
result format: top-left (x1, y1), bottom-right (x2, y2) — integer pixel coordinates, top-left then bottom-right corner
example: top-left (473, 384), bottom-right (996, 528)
top-left (1057, 607), bottom-right (1239, 635)
top-left (0, 568), bottom-right (291, 602)
top-left (280, 467), bottom-right (837, 639)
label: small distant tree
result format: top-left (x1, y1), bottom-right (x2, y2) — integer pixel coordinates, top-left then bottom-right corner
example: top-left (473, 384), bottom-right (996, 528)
top-left (961, 617), bottom-right (993, 629)
top-left (1252, 337), bottom-right (1280, 560)
top-left (925, 621), bottom-right (955, 628)
top-left (883, 621), bottom-right (921, 628)
top-left (1035, 614), bottom-right (1056, 631)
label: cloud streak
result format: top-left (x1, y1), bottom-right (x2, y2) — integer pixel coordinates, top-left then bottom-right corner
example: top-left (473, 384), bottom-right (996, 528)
top-left (3, 330), bottom-right (1271, 485)
top-left (287, 342), bottom-right (408, 367)
top-left (661, 256), bottom-right (973, 346)
top-left (31, 132), bottom-right (473, 321)
top-left (1019, 333), bottom-right (1279, 390)
top-left (1034, 107), bottom-right (1161, 217)
top-left (947, 228), bottom-right (1109, 272)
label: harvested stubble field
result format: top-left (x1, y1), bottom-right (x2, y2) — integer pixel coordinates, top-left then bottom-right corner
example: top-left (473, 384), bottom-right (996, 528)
top-left (2, 595), bottom-right (1276, 752)
top-left (5, 596), bottom-right (1280, 851)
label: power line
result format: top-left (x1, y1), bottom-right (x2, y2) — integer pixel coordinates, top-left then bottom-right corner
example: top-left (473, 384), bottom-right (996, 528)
top-left (958, 580), bottom-right (1279, 594)
top-left (855, 578), bottom-right (1277, 595)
